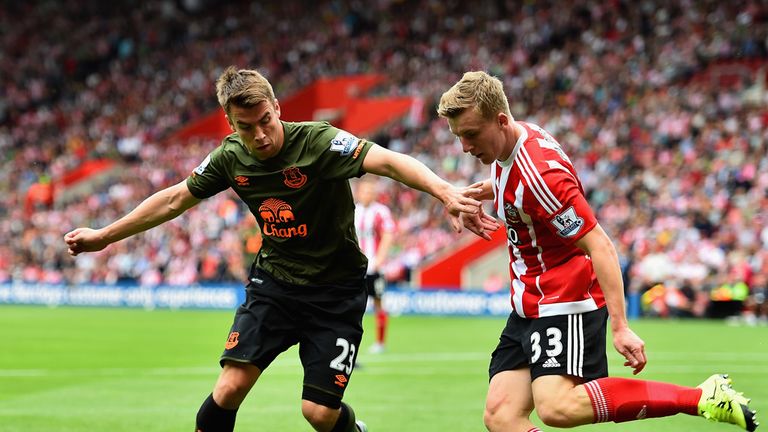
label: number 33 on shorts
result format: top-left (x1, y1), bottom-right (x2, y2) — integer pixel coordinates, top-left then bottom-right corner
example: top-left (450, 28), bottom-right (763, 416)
top-left (530, 327), bottom-right (563, 364)
top-left (524, 309), bottom-right (609, 380)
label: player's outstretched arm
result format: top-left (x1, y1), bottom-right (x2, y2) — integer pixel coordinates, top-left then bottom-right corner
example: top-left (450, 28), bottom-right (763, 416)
top-left (575, 224), bottom-right (647, 375)
top-left (64, 180), bottom-right (202, 256)
top-left (362, 144), bottom-right (481, 231)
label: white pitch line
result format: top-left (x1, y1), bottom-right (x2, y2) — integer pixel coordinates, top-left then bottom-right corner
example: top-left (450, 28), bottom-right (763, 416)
top-left (0, 350), bottom-right (765, 378)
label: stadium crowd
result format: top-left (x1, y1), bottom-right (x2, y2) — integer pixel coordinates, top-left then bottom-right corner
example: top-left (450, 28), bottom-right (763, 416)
top-left (2, 0), bottom-right (768, 321)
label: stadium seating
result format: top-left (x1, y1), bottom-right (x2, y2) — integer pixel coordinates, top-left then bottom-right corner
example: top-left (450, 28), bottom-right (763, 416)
top-left (2, 0), bottom-right (767, 321)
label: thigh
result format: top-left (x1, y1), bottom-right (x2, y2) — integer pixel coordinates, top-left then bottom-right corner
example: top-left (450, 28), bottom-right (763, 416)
top-left (526, 307), bottom-right (608, 381)
top-left (213, 361), bottom-right (263, 408)
top-left (220, 277), bottom-right (301, 370)
top-left (299, 289), bottom-right (367, 401)
top-left (486, 368), bottom-right (535, 417)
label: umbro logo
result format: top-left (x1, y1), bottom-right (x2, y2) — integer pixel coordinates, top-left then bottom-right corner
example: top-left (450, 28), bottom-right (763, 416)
top-left (334, 374), bottom-right (348, 388)
top-left (542, 357), bottom-right (561, 368)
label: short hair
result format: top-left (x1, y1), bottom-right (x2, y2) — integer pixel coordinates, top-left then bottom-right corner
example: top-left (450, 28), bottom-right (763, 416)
top-left (437, 71), bottom-right (510, 120)
top-left (215, 66), bottom-right (276, 114)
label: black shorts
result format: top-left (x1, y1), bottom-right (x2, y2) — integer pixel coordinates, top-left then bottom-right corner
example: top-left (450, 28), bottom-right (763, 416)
top-left (364, 272), bottom-right (386, 299)
top-left (221, 268), bottom-right (367, 406)
top-left (489, 307), bottom-right (608, 382)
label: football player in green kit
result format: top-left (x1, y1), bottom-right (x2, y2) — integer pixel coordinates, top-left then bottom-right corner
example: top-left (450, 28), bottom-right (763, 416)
top-left (64, 66), bottom-right (483, 432)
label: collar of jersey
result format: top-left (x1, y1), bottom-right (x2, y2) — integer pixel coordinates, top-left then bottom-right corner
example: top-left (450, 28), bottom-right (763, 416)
top-left (498, 121), bottom-right (528, 168)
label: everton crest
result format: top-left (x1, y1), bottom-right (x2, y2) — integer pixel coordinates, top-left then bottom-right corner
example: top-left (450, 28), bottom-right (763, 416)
top-left (283, 166), bottom-right (307, 189)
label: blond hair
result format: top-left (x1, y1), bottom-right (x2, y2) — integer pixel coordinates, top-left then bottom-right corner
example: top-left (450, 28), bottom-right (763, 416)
top-left (215, 66), bottom-right (276, 114)
top-left (437, 71), bottom-right (510, 120)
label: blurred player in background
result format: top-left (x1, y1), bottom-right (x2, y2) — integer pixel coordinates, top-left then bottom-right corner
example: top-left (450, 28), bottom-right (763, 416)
top-left (354, 177), bottom-right (396, 354)
top-left (65, 66), bottom-right (483, 432)
top-left (439, 71), bottom-right (758, 432)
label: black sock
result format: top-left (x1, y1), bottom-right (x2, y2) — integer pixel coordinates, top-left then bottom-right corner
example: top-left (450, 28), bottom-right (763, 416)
top-left (195, 393), bottom-right (238, 432)
top-left (330, 402), bottom-right (357, 432)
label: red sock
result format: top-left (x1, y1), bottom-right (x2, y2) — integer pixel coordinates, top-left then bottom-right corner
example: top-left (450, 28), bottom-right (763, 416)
top-left (526, 428), bottom-right (542, 432)
top-left (376, 310), bottom-right (388, 344)
top-left (584, 377), bottom-right (701, 423)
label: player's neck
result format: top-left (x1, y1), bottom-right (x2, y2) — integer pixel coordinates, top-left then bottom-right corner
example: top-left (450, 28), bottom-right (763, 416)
top-left (499, 122), bottom-right (522, 161)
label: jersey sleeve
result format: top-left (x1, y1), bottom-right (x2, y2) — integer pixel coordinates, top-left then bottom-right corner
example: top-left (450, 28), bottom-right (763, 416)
top-left (311, 123), bottom-right (373, 180)
top-left (530, 164), bottom-right (597, 245)
top-left (185, 146), bottom-right (230, 199)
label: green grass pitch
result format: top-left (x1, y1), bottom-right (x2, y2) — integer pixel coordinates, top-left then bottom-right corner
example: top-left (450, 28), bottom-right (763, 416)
top-left (0, 305), bottom-right (765, 431)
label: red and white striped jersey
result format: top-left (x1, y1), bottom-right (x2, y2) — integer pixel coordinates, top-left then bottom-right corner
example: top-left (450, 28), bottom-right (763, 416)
top-left (354, 201), bottom-right (396, 274)
top-left (492, 122), bottom-right (605, 318)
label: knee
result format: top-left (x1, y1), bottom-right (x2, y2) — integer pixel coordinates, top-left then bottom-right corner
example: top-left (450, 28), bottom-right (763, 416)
top-left (301, 400), bottom-right (337, 429)
top-left (213, 363), bottom-right (260, 408)
top-left (535, 399), bottom-right (576, 428)
top-left (483, 397), bottom-right (530, 431)
top-left (482, 406), bottom-right (501, 431)
top-left (213, 375), bottom-right (256, 408)
top-left (483, 410), bottom-right (534, 432)
top-left (213, 379), bottom-right (250, 407)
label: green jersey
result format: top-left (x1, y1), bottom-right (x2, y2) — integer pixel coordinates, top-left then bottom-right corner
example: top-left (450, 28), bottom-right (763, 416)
top-left (187, 121), bottom-right (373, 286)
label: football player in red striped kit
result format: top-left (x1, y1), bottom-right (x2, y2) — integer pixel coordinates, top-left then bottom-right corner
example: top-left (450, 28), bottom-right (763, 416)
top-left (439, 71), bottom-right (758, 432)
top-left (354, 177), bottom-right (396, 354)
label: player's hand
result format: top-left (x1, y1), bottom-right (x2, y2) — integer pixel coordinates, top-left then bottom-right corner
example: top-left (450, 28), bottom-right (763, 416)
top-left (445, 185), bottom-right (483, 215)
top-left (612, 326), bottom-right (647, 375)
top-left (443, 185), bottom-right (482, 232)
top-left (464, 181), bottom-right (486, 197)
top-left (64, 228), bottom-right (109, 256)
top-left (459, 207), bottom-right (500, 240)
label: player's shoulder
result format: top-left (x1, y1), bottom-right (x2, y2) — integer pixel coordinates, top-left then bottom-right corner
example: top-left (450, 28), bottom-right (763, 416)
top-left (517, 122), bottom-right (553, 152)
top-left (213, 133), bottom-right (245, 159)
top-left (284, 120), bottom-right (337, 139)
top-left (288, 121), bottom-right (368, 160)
top-left (517, 123), bottom-right (574, 169)
top-left (284, 121), bottom-right (349, 149)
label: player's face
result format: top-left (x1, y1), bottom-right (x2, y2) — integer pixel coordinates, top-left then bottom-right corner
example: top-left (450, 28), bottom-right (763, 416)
top-left (447, 108), bottom-right (507, 165)
top-left (228, 100), bottom-right (284, 160)
top-left (356, 181), bottom-right (376, 205)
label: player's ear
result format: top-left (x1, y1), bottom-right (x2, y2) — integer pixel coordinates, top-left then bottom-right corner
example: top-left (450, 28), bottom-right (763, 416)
top-left (273, 99), bottom-right (281, 118)
top-left (225, 114), bottom-right (235, 131)
top-left (497, 112), bottom-right (509, 128)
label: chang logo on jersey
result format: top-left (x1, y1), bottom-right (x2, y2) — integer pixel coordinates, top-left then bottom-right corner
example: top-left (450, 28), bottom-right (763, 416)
top-left (258, 198), bottom-right (308, 238)
top-left (329, 130), bottom-right (360, 156)
top-left (282, 166), bottom-right (307, 189)
top-left (551, 206), bottom-right (584, 238)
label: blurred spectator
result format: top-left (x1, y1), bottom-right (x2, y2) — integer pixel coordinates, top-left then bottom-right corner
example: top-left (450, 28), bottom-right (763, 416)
top-left (707, 270), bottom-right (750, 319)
top-left (743, 272), bottom-right (768, 325)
